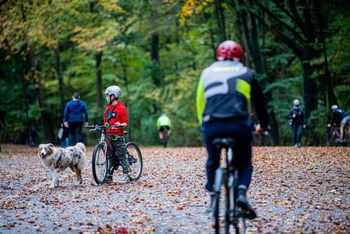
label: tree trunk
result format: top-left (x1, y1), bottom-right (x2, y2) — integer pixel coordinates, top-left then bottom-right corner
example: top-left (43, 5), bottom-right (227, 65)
top-left (27, 50), bottom-right (55, 143)
top-left (95, 51), bottom-right (103, 109)
top-left (301, 60), bottom-right (319, 145)
top-left (237, 0), bottom-right (280, 145)
top-left (55, 48), bottom-right (65, 113)
top-left (151, 32), bottom-right (160, 86)
top-left (214, 0), bottom-right (226, 42)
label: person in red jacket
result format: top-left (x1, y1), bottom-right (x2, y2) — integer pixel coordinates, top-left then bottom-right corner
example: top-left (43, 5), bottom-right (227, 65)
top-left (104, 85), bottom-right (130, 183)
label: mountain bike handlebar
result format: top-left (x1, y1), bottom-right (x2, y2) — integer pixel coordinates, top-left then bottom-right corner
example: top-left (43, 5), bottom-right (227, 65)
top-left (86, 125), bottom-right (128, 135)
top-left (86, 125), bottom-right (107, 132)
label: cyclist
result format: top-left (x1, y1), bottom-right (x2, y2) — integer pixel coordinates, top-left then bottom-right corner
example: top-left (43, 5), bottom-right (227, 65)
top-left (156, 114), bottom-right (172, 147)
top-left (104, 85), bottom-right (130, 183)
top-left (196, 40), bottom-right (269, 218)
top-left (327, 105), bottom-right (350, 142)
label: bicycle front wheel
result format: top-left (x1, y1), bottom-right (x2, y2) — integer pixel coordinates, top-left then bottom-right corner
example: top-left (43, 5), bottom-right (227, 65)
top-left (92, 142), bottom-right (108, 184)
top-left (326, 131), bottom-right (336, 146)
top-left (126, 142), bottom-right (143, 181)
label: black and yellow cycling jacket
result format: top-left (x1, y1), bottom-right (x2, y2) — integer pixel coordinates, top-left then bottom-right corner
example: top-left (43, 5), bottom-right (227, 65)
top-left (196, 60), bottom-right (269, 128)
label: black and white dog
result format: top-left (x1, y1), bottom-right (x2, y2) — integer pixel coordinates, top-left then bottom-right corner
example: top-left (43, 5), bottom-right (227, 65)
top-left (38, 142), bottom-right (87, 188)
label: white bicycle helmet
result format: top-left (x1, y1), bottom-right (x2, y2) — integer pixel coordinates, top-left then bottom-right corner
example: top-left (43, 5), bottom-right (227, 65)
top-left (331, 105), bottom-right (338, 110)
top-left (105, 85), bottom-right (122, 98)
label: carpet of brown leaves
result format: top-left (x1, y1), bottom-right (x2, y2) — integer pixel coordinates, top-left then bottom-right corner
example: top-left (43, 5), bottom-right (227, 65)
top-left (0, 144), bottom-right (349, 233)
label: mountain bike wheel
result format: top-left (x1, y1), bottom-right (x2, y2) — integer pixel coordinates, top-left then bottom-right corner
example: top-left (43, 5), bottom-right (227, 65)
top-left (126, 142), bottom-right (143, 181)
top-left (213, 192), bottom-right (220, 234)
top-left (225, 185), bottom-right (232, 234)
top-left (213, 167), bottom-right (224, 234)
top-left (92, 142), bottom-right (108, 184)
top-left (326, 131), bottom-right (336, 146)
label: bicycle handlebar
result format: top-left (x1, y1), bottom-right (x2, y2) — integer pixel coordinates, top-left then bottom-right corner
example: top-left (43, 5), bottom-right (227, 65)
top-left (86, 125), bottom-right (128, 135)
top-left (85, 125), bottom-right (107, 132)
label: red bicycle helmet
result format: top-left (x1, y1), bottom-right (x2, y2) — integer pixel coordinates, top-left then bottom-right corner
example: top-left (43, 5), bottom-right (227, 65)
top-left (216, 40), bottom-right (243, 61)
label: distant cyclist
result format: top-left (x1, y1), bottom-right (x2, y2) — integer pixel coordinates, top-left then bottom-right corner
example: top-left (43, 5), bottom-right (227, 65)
top-left (157, 114), bottom-right (172, 147)
top-left (327, 105), bottom-right (350, 142)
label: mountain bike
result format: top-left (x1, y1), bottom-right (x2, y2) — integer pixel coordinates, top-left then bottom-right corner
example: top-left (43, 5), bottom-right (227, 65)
top-left (326, 126), bottom-right (349, 147)
top-left (86, 125), bottom-right (143, 185)
top-left (211, 137), bottom-right (254, 234)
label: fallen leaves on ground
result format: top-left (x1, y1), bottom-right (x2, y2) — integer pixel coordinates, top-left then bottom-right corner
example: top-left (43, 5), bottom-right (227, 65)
top-left (0, 144), bottom-right (349, 233)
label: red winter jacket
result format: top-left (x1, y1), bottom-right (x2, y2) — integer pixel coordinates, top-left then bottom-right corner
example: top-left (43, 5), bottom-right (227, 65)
top-left (103, 101), bottom-right (128, 136)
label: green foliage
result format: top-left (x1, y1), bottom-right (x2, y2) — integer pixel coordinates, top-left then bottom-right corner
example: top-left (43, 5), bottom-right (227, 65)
top-left (1, 0), bottom-right (349, 146)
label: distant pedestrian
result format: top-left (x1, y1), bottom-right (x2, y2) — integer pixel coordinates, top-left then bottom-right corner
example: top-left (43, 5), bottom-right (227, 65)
top-left (58, 122), bottom-right (69, 148)
top-left (63, 92), bottom-right (89, 146)
top-left (288, 99), bottom-right (306, 148)
top-left (29, 126), bottom-right (39, 147)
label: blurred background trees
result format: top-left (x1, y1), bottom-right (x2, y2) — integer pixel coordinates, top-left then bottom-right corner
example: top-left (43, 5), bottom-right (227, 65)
top-left (1, 0), bottom-right (349, 147)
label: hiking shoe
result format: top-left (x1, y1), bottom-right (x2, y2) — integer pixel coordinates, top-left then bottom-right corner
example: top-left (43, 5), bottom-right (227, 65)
top-left (294, 144), bottom-right (298, 148)
top-left (119, 174), bottom-right (131, 183)
top-left (105, 174), bottom-right (113, 183)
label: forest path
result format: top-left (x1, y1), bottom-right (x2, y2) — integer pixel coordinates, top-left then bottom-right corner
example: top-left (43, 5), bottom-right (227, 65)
top-left (0, 144), bottom-right (349, 233)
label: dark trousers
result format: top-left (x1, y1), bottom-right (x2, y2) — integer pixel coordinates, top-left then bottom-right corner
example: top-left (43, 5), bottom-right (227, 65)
top-left (291, 124), bottom-right (303, 145)
top-left (68, 121), bottom-right (83, 146)
top-left (202, 119), bottom-right (253, 192)
top-left (107, 138), bottom-right (129, 174)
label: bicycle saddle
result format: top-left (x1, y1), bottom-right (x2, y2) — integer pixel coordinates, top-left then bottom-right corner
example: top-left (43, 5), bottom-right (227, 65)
top-left (212, 138), bottom-right (237, 149)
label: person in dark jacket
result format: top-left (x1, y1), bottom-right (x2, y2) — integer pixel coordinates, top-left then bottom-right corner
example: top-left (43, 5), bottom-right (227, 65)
top-left (63, 92), bottom-right (89, 146)
top-left (196, 40), bottom-right (269, 219)
top-left (288, 99), bottom-right (306, 148)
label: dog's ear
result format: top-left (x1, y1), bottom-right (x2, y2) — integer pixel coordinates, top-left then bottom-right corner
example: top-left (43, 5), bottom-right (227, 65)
top-left (49, 143), bottom-right (54, 148)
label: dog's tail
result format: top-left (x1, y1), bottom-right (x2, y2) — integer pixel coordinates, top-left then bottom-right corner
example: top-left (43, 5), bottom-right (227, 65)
top-left (75, 142), bottom-right (86, 154)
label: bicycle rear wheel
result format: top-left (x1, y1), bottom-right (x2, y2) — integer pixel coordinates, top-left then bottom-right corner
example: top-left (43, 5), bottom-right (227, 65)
top-left (161, 131), bottom-right (168, 148)
top-left (92, 142), bottom-right (108, 184)
top-left (225, 174), bottom-right (234, 234)
top-left (213, 167), bottom-right (225, 234)
top-left (126, 142), bottom-right (143, 180)
top-left (213, 192), bottom-right (220, 234)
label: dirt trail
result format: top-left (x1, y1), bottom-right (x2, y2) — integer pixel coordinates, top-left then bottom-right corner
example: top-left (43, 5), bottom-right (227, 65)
top-left (0, 144), bottom-right (349, 233)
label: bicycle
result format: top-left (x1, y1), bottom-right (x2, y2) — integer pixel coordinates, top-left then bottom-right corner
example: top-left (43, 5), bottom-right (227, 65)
top-left (86, 125), bottom-right (143, 185)
top-left (326, 126), bottom-right (349, 147)
top-left (160, 129), bottom-right (169, 148)
top-left (211, 137), bottom-right (255, 234)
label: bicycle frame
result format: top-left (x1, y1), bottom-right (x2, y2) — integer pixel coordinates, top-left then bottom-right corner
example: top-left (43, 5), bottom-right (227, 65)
top-left (327, 127), bottom-right (350, 146)
top-left (212, 138), bottom-right (247, 234)
top-left (87, 125), bottom-right (143, 184)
